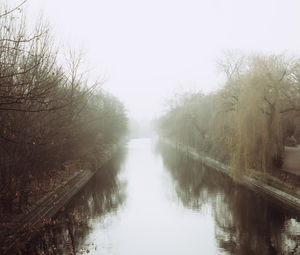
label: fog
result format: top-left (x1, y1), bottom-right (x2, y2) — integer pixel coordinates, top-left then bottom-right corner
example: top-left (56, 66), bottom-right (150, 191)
top-left (1, 2), bottom-right (300, 253)
top-left (15, 0), bottom-right (300, 120)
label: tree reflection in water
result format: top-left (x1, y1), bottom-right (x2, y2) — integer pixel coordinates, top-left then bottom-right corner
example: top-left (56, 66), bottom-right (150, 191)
top-left (157, 142), bottom-right (299, 255)
top-left (21, 150), bottom-right (126, 255)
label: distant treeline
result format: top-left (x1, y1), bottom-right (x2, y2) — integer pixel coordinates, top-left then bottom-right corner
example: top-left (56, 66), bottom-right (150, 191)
top-left (157, 53), bottom-right (300, 178)
top-left (0, 3), bottom-right (128, 213)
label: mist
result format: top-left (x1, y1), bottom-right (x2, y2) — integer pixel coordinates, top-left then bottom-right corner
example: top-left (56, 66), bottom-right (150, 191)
top-left (1, 1), bottom-right (300, 254)
top-left (15, 0), bottom-right (300, 121)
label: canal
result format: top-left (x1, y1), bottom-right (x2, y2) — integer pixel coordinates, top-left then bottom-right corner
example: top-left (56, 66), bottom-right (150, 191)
top-left (24, 138), bottom-right (299, 254)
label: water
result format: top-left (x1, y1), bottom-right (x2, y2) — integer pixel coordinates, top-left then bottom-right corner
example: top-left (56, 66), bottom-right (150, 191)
top-left (24, 138), bottom-right (299, 254)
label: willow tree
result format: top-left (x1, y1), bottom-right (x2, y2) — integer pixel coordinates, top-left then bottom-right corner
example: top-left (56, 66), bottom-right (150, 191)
top-left (217, 54), bottom-right (300, 178)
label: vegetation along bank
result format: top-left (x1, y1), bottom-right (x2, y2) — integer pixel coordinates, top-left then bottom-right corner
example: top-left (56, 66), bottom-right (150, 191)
top-left (0, 1), bottom-right (128, 247)
top-left (157, 53), bottom-right (300, 208)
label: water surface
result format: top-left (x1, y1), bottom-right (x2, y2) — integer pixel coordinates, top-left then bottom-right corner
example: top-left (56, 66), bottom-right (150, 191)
top-left (26, 138), bottom-right (300, 254)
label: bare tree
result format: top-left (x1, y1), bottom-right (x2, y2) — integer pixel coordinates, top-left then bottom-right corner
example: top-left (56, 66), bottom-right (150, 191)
top-left (0, 1), bottom-right (128, 213)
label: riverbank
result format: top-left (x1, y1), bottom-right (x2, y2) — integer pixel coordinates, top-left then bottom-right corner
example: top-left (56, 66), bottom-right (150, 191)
top-left (161, 139), bottom-right (300, 213)
top-left (0, 144), bottom-right (119, 254)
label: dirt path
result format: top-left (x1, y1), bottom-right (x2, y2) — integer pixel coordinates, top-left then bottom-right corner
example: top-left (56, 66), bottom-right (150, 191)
top-left (282, 146), bottom-right (300, 176)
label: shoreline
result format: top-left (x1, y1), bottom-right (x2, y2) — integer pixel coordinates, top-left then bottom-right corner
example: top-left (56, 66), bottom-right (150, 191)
top-left (1, 145), bottom-right (118, 254)
top-left (161, 139), bottom-right (300, 213)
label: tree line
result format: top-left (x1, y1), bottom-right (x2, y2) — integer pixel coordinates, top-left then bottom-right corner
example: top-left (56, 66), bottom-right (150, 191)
top-left (157, 53), bottom-right (300, 178)
top-left (0, 2), bottom-right (128, 213)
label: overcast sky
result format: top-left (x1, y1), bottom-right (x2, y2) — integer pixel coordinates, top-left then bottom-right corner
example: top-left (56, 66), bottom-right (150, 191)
top-left (12, 0), bottom-right (300, 120)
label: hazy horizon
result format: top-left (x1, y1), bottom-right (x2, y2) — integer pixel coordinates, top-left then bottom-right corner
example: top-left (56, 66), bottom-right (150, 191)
top-left (12, 0), bottom-right (300, 120)
top-left (1, 2), bottom-right (299, 253)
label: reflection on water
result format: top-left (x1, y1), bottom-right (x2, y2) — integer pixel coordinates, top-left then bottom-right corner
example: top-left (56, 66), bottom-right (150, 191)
top-left (21, 149), bottom-right (126, 255)
top-left (158, 142), bottom-right (300, 255)
top-left (22, 139), bottom-right (299, 254)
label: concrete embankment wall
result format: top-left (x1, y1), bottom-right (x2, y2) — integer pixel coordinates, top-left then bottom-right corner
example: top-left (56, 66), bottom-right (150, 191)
top-left (163, 139), bottom-right (300, 213)
top-left (2, 147), bottom-right (117, 254)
